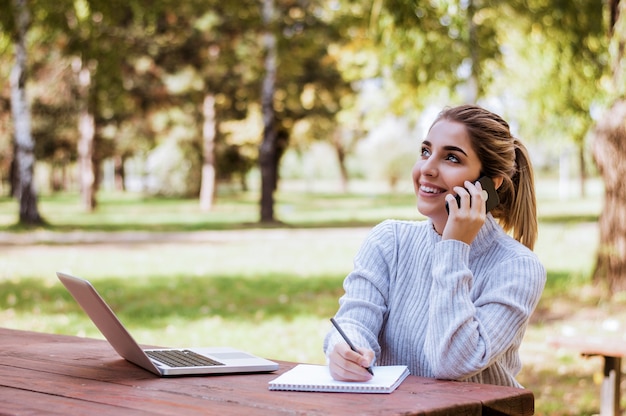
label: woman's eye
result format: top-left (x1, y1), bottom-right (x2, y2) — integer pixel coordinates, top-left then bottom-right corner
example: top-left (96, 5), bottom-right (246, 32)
top-left (446, 154), bottom-right (460, 163)
top-left (421, 147), bottom-right (431, 157)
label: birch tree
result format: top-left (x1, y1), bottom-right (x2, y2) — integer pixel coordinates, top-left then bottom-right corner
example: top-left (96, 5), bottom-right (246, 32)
top-left (9, 0), bottom-right (44, 225)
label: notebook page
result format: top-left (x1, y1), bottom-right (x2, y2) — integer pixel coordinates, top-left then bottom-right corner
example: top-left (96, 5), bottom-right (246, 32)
top-left (268, 364), bottom-right (409, 393)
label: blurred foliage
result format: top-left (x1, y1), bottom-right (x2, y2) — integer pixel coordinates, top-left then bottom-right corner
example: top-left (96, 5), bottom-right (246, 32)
top-left (0, 0), bottom-right (613, 200)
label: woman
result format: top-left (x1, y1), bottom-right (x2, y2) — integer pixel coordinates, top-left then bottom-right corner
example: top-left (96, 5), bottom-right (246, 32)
top-left (324, 104), bottom-right (546, 387)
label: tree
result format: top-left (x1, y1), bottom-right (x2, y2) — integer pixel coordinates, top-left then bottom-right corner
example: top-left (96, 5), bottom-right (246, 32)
top-left (257, 0), bottom-right (351, 222)
top-left (8, 0), bottom-right (44, 225)
top-left (500, 0), bottom-right (607, 198)
top-left (73, 57), bottom-right (97, 210)
top-left (195, 2), bottom-right (263, 211)
top-left (137, 2), bottom-right (262, 204)
top-left (592, 0), bottom-right (626, 293)
top-left (362, 0), bottom-right (503, 112)
top-left (259, 0), bottom-right (279, 223)
top-left (61, 0), bottom-right (146, 210)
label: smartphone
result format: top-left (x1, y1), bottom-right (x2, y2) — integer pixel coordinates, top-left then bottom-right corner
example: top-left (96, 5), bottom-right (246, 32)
top-left (445, 176), bottom-right (500, 214)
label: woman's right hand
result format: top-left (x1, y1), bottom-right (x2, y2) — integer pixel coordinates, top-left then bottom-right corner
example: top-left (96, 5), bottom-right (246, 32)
top-left (328, 342), bottom-right (375, 381)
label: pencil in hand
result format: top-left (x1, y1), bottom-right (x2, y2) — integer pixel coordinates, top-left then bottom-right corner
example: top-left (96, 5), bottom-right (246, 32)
top-left (330, 318), bottom-right (374, 376)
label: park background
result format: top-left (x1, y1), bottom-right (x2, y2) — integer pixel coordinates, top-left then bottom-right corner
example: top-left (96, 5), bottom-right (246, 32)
top-left (1, 1), bottom-right (626, 415)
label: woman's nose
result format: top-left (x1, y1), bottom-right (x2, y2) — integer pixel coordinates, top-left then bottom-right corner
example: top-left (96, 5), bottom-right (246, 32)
top-left (419, 158), bottom-right (437, 178)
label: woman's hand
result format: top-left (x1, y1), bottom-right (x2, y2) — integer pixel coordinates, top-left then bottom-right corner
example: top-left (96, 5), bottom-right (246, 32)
top-left (328, 342), bottom-right (375, 381)
top-left (442, 180), bottom-right (487, 245)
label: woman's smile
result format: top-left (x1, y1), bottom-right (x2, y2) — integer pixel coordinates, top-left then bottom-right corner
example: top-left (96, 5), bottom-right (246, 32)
top-left (419, 183), bottom-right (447, 195)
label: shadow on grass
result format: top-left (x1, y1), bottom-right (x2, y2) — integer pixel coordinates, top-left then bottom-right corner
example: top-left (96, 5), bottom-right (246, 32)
top-left (539, 214), bottom-right (599, 224)
top-left (1, 274), bottom-right (346, 327)
top-left (4, 215), bottom-right (598, 233)
top-left (518, 368), bottom-right (600, 416)
top-left (1, 219), bottom-right (383, 233)
top-left (543, 270), bottom-right (591, 298)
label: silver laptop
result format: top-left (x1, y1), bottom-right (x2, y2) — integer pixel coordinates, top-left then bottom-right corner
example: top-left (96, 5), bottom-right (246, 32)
top-left (57, 271), bottom-right (279, 376)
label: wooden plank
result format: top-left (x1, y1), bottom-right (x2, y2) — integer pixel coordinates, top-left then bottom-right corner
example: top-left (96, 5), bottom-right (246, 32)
top-left (0, 366), bottom-right (290, 415)
top-left (0, 358), bottom-right (482, 416)
top-left (549, 335), bottom-right (626, 358)
top-left (463, 383), bottom-right (534, 416)
top-left (0, 342), bottom-right (479, 416)
top-left (401, 377), bottom-right (534, 416)
top-left (0, 328), bottom-right (91, 346)
top-left (0, 386), bottom-right (153, 416)
top-left (256, 378), bottom-right (483, 416)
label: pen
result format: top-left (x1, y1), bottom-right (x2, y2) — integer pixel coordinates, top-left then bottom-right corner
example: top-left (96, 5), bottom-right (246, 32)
top-left (330, 317), bottom-right (374, 376)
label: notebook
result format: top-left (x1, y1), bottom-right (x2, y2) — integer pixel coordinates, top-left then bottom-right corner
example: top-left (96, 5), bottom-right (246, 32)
top-left (57, 271), bottom-right (279, 376)
top-left (268, 364), bottom-right (410, 393)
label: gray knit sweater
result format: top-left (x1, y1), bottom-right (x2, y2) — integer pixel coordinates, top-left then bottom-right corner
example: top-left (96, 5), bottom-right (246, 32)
top-left (324, 215), bottom-right (546, 387)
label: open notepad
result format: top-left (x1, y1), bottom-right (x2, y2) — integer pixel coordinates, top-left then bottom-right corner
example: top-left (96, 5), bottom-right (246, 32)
top-left (268, 364), bottom-right (410, 393)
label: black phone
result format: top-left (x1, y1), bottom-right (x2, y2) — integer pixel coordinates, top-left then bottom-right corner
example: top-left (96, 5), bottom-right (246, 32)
top-left (445, 176), bottom-right (500, 214)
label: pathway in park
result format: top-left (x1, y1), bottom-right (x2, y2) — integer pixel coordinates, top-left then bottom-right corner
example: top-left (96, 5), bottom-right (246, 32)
top-left (0, 227), bottom-right (371, 246)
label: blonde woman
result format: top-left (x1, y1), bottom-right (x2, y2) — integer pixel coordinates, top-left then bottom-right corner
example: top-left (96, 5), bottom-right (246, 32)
top-left (325, 104), bottom-right (546, 388)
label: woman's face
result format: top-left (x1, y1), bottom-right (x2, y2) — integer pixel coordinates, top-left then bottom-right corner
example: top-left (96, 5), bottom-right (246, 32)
top-left (412, 119), bottom-right (482, 226)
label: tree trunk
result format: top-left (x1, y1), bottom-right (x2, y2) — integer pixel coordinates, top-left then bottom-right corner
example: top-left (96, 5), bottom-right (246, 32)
top-left (259, 0), bottom-right (279, 223)
top-left (592, 99), bottom-right (626, 293)
top-left (50, 161), bottom-right (66, 192)
top-left (74, 59), bottom-right (97, 211)
top-left (578, 145), bottom-right (586, 198)
top-left (591, 0), bottom-right (626, 294)
top-left (199, 93), bottom-right (217, 212)
top-left (465, 0), bottom-right (480, 103)
top-left (113, 154), bottom-right (125, 191)
top-left (9, 144), bottom-right (18, 197)
top-left (332, 129), bottom-right (349, 193)
top-left (10, 0), bottom-right (43, 225)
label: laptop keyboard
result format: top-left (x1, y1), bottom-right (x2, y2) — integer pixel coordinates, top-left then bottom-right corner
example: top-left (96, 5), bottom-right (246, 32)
top-left (145, 350), bottom-right (225, 367)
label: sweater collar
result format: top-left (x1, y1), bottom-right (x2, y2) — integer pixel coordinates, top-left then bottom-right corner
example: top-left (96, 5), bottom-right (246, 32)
top-left (428, 214), bottom-right (501, 255)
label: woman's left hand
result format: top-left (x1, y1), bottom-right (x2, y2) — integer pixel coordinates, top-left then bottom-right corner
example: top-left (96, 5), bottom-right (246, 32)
top-left (442, 180), bottom-right (487, 245)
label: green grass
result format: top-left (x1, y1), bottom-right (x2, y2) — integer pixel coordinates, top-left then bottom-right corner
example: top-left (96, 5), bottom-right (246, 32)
top-left (0, 183), bottom-right (421, 232)
top-left (0, 176), bottom-right (608, 415)
top-left (2, 273), bottom-right (344, 325)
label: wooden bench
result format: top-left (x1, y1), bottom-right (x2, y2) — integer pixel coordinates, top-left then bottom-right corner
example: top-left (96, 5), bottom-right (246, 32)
top-left (549, 335), bottom-right (626, 416)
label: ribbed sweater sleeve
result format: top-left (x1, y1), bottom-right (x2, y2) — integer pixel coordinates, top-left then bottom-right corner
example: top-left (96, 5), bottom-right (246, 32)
top-left (324, 222), bottom-right (394, 361)
top-left (426, 238), bottom-right (545, 383)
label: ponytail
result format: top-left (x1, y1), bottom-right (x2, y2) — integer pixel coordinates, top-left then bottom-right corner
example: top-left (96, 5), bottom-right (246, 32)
top-left (495, 140), bottom-right (538, 250)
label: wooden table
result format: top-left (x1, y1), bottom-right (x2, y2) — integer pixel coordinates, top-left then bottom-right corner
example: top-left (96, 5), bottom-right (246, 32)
top-left (0, 328), bottom-right (534, 415)
top-left (550, 335), bottom-right (626, 416)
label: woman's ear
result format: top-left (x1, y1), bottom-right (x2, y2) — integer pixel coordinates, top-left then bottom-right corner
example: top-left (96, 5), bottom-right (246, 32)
top-left (493, 176), bottom-right (504, 190)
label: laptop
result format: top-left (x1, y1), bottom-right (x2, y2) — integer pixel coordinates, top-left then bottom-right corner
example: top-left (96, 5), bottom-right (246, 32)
top-left (57, 271), bottom-right (279, 376)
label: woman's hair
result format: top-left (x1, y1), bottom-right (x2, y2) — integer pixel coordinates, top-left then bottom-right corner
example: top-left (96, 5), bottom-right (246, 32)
top-left (433, 104), bottom-right (538, 250)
